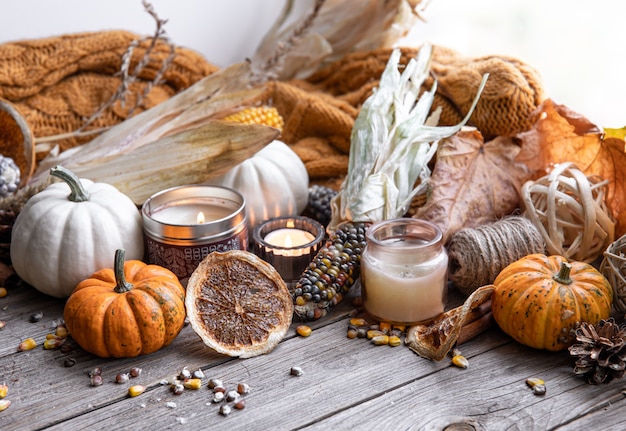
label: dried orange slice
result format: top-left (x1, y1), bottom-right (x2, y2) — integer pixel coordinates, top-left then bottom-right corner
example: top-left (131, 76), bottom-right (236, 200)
top-left (185, 250), bottom-right (293, 358)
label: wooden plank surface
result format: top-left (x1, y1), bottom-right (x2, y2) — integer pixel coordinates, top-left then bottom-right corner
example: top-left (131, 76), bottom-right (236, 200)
top-left (1, 284), bottom-right (625, 431)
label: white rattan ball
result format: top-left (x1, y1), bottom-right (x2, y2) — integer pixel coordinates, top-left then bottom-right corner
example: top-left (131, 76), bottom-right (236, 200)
top-left (601, 235), bottom-right (626, 314)
top-left (521, 162), bottom-right (614, 263)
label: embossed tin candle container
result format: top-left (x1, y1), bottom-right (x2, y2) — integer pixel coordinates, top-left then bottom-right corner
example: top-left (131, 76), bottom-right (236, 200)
top-left (142, 185), bottom-right (248, 284)
top-left (361, 218), bottom-right (448, 325)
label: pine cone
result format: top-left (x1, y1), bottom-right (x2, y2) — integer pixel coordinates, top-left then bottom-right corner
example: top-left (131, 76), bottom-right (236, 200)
top-left (0, 208), bottom-right (16, 263)
top-left (0, 178), bottom-right (51, 264)
top-left (568, 318), bottom-right (626, 384)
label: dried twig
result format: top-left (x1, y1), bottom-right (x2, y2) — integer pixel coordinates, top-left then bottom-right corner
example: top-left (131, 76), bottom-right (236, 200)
top-left (35, 0), bottom-right (176, 144)
top-left (250, 0), bottom-right (326, 84)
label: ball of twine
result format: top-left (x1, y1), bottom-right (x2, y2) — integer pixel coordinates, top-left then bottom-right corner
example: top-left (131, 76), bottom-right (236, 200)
top-left (521, 162), bottom-right (615, 263)
top-left (447, 216), bottom-right (546, 296)
top-left (600, 235), bottom-right (626, 314)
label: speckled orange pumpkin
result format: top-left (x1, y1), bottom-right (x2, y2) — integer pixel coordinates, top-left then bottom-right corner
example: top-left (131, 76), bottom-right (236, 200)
top-left (492, 254), bottom-right (613, 351)
top-left (63, 249), bottom-right (186, 358)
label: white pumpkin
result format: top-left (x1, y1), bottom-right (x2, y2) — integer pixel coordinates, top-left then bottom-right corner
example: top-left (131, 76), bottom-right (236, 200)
top-left (10, 166), bottom-right (144, 298)
top-left (206, 140), bottom-right (309, 230)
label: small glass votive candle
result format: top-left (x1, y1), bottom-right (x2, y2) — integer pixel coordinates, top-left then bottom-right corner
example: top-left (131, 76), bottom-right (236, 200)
top-left (252, 216), bottom-right (325, 288)
top-left (361, 218), bottom-right (448, 325)
top-left (142, 185), bottom-right (248, 284)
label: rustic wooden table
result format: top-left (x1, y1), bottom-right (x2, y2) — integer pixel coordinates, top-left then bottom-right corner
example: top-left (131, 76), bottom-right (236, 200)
top-left (0, 279), bottom-right (624, 431)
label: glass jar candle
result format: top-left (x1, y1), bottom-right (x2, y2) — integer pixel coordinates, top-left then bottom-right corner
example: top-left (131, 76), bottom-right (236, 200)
top-left (252, 216), bottom-right (325, 289)
top-left (361, 218), bottom-right (448, 325)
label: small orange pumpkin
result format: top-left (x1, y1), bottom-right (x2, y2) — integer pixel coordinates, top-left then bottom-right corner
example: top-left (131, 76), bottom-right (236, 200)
top-left (492, 254), bottom-right (613, 351)
top-left (64, 249), bottom-right (186, 358)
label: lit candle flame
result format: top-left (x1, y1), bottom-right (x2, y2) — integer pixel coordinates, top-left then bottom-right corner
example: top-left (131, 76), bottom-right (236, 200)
top-left (284, 233), bottom-right (293, 248)
top-left (197, 211), bottom-right (205, 224)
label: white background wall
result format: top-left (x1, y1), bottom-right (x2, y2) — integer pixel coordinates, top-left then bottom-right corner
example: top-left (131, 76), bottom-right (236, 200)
top-left (1, 0), bottom-right (624, 128)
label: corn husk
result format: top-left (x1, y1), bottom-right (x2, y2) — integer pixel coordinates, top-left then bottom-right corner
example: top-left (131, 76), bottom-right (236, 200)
top-left (64, 120), bottom-right (279, 205)
top-left (329, 45), bottom-right (488, 229)
top-left (251, 0), bottom-right (425, 81)
top-left (30, 62), bottom-right (264, 186)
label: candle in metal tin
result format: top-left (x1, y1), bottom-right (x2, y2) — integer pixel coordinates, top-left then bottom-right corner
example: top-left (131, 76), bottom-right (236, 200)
top-left (253, 216), bottom-right (325, 288)
top-left (142, 185), bottom-right (248, 284)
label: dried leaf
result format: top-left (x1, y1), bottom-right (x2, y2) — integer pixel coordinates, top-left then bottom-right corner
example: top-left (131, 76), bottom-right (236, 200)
top-left (406, 285), bottom-right (495, 361)
top-left (414, 128), bottom-right (532, 242)
top-left (516, 99), bottom-right (626, 236)
top-left (604, 126), bottom-right (626, 140)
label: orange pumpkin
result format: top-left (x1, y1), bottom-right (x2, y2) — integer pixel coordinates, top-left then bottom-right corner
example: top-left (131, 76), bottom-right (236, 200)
top-left (492, 254), bottom-right (613, 351)
top-left (64, 249), bottom-right (186, 358)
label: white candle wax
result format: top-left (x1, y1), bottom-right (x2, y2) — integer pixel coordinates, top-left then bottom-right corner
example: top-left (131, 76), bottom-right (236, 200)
top-left (362, 251), bottom-right (448, 324)
top-left (151, 203), bottom-right (233, 225)
top-left (264, 228), bottom-right (315, 256)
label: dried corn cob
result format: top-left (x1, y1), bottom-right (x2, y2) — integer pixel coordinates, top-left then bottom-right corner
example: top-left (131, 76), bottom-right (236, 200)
top-left (292, 45), bottom-right (487, 322)
top-left (223, 106), bottom-right (284, 131)
top-left (293, 221), bottom-right (368, 321)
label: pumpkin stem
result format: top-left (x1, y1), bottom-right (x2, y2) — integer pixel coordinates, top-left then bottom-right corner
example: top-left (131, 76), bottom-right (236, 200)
top-left (113, 249), bottom-right (134, 293)
top-left (50, 165), bottom-right (90, 202)
top-left (553, 261), bottom-right (573, 285)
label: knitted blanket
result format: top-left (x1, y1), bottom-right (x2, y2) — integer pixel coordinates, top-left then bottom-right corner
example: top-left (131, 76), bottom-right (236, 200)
top-left (0, 32), bottom-right (544, 191)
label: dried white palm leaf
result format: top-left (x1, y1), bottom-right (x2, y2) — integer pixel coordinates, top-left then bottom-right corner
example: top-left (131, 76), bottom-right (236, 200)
top-left (329, 44), bottom-right (489, 230)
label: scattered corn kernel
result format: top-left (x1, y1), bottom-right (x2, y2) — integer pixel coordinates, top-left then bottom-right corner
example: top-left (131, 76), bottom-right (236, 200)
top-left (43, 337), bottom-right (64, 350)
top-left (371, 335), bottom-right (389, 346)
top-left (452, 354), bottom-right (469, 369)
top-left (525, 377), bottom-right (545, 388)
top-left (367, 329), bottom-right (385, 340)
top-left (0, 287), bottom-right (7, 298)
top-left (349, 318), bottom-right (368, 327)
top-left (347, 328), bottom-right (358, 339)
top-left (212, 392), bottom-right (224, 403)
top-left (532, 384), bottom-right (547, 396)
top-left (219, 404), bottom-right (232, 416)
top-left (183, 378), bottom-right (202, 390)
top-left (171, 383), bottom-right (184, 395)
top-left (55, 325), bottom-right (68, 338)
top-left (393, 324), bottom-right (406, 332)
top-left (379, 322), bottom-right (392, 334)
top-left (0, 321), bottom-right (5, 330)
top-left (208, 378), bottom-right (223, 389)
top-left (388, 335), bottom-right (402, 347)
top-left (0, 399), bottom-right (10, 412)
top-left (0, 384), bottom-right (7, 399)
top-left (296, 325), bottom-right (312, 337)
top-left (237, 382), bottom-right (250, 395)
top-left (18, 338), bottom-right (37, 351)
top-left (128, 385), bottom-right (146, 397)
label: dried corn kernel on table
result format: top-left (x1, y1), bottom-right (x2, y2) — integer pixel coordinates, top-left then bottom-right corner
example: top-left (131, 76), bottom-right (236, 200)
top-left (0, 280), bottom-right (624, 430)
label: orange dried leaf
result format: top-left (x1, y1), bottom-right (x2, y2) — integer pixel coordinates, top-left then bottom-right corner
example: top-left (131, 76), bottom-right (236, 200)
top-left (516, 99), bottom-right (602, 175)
top-left (414, 128), bottom-right (532, 242)
top-left (517, 99), bottom-right (626, 236)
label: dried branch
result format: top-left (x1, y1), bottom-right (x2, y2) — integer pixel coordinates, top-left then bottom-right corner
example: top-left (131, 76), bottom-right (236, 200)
top-left (250, 0), bottom-right (326, 85)
top-left (35, 0), bottom-right (176, 144)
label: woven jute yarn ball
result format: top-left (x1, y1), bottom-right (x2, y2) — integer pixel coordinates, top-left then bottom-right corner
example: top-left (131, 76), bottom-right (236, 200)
top-left (521, 162), bottom-right (615, 263)
top-left (447, 216), bottom-right (546, 297)
top-left (600, 235), bottom-right (626, 314)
